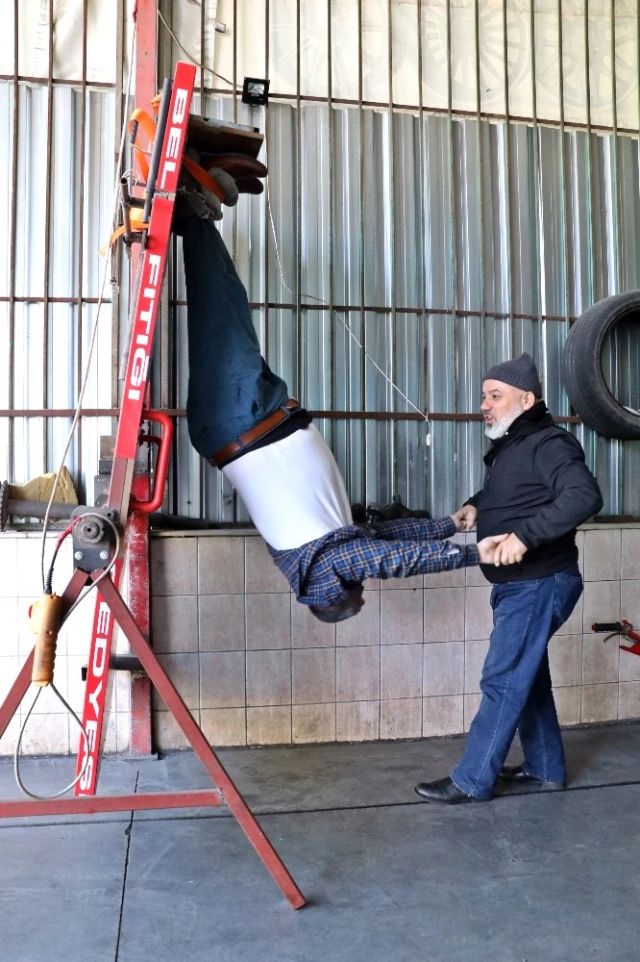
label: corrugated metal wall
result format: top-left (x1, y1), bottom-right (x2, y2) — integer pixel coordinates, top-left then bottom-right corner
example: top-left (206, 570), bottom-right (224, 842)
top-left (159, 95), bottom-right (640, 521)
top-left (0, 81), bottom-right (117, 509)
top-left (1, 1), bottom-right (639, 524)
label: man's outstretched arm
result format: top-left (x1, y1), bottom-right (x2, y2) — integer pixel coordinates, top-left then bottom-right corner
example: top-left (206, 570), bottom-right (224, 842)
top-left (331, 537), bottom-right (479, 584)
top-left (367, 516), bottom-right (458, 543)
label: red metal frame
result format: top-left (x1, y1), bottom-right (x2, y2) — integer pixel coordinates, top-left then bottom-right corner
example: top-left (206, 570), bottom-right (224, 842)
top-left (130, 412), bottom-right (173, 513)
top-left (613, 621), bottom-right (640, 656)
top-left (0, 568), bottom-right (305, 908)
top-left (0, 60), bottom-right (306, 910)
top-left (122, 0), bottom-right (162, 760)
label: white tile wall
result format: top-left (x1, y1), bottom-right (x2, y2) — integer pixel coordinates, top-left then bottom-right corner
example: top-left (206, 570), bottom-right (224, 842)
top-left (1, 523), bottom-right (639, 756)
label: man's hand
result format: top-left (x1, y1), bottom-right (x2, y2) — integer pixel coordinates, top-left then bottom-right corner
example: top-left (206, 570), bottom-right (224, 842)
top-left (492, 533), bottom-right (528, 567)
top-left (476, 533), bottom-right (509, 565)
top-left (450, 504), bottom-right (477, 532)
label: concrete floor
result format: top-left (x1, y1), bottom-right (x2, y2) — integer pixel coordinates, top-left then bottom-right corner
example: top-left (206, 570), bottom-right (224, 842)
top-left (1, 722), bottom-right (640, 962)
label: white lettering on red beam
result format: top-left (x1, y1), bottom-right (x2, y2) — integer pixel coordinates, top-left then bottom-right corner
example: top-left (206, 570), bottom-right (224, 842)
top-left (78, 601), bottom-right (111, 791)
top-left (159, 88), bottom-right (189, 190)
top-left (126, 253), bottom-right (161, 401)
top-left (126, 87), bottom-right (189, 403)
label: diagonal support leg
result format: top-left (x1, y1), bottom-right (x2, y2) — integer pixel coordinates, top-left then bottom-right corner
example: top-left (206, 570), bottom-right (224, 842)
top-left (0, 654), bottom-right (34, 742)
top-left (96, 572), bottom-right (306, 909)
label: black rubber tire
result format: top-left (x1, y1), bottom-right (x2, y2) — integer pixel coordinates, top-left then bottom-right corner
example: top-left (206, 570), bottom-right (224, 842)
top-left (563, 291), bottom-right (640, 440)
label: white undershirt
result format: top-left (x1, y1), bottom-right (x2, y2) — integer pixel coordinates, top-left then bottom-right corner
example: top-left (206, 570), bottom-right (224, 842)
top-left (222, 424), bottom-right (353, 550)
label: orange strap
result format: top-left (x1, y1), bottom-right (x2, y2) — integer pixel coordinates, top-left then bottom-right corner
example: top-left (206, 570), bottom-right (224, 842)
top-left (101, 103), bottom-right (224, 254)
top-left (128, 108), bottom-right (157, 181)
top-left (182, 156), bottom-right (225, 202)
top-left (100, 208), bottom-right (149, 256)
top-left (128, 108), bottom-right (224, 202)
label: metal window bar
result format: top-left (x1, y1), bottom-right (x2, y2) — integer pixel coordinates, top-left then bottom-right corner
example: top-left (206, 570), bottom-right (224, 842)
top-left (357, 0), bottom-right (366, 505)
top-left (42, 0), bottom-right (54, 475)
top-left (7, 0), bottom-right (19, 482)
top-left (2, 1), bottom-right (120, 510)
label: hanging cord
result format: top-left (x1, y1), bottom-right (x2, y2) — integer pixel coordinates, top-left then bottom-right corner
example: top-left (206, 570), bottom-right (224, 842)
top-left (16, 512), bottom-right (121, 799)
top-left (14, 687), bottom-right (89, 800)
top-left (44, 517), bottom-right (81, 594)
top-left (39, 20), bottom-right (137, 591)
top-left (157, 9), bottom-right (236, 90)
top-left (261, 107), bottom-right (431, 444)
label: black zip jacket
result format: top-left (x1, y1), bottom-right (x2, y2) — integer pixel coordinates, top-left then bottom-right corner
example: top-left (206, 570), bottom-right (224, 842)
top-left (467, 402), bottom-right (603, 583)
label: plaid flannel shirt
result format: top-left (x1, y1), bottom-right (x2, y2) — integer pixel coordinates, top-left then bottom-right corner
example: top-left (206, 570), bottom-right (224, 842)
top-left (268, 516), bottom-right (479, 606)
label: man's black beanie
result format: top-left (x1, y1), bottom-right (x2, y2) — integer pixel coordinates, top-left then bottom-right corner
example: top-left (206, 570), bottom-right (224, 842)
top-left (484, 352), bottom-right (543, 397)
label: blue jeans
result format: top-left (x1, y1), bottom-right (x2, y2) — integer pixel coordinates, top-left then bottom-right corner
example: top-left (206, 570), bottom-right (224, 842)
top-left (451, 566), bottom-right (583, 799)
top-left (181, 218), bottom-right (289, 457)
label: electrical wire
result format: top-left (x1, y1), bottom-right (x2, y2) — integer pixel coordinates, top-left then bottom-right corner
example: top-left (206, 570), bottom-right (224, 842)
top-left (44, 517), bottom-right (81, 594)
top-left (14, 685), bottom-right (90, 800)
top-left (260, 106), bottom-right (432, 443)
top-left (157, 9), bottom-right (236, 90)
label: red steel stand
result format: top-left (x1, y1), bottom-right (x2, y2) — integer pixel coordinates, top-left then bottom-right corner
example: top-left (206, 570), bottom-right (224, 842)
top-left (0, 60), bottom-right (305, 910)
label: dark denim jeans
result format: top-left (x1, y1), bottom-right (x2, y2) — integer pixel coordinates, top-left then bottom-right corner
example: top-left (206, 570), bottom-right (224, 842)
top-left (451, 566), bottom-right (583, 799)
top-left (181, 218), bottom-right (289, 458)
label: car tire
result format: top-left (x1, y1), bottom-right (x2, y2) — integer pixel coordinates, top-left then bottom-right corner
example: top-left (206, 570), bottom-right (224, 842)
top-left (563, 291), bottom-right (640, 440)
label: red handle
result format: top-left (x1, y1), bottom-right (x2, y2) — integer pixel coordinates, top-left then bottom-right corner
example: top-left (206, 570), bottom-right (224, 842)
top-left (130, 410), bottom-right (174, 514)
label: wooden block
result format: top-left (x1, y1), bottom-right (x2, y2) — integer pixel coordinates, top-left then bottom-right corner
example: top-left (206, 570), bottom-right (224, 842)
top-left (187, 116), bottom-right (263, 160)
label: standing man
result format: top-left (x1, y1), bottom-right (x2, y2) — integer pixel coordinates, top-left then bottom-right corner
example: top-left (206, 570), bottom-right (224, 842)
top-left (415, 354), bottom-right (603, 803)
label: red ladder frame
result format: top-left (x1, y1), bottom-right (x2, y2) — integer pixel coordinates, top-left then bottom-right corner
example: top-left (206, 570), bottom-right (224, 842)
top-left (0, 61), bottom-right (305, 911)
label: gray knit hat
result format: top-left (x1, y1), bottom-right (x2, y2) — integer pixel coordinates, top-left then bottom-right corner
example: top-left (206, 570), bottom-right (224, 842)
top-left (484, 353), bottom-right (543, 397)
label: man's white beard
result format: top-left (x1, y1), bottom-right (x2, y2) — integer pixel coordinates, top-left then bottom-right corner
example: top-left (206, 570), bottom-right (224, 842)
top-left (484, 403), bottom-right (523, 440)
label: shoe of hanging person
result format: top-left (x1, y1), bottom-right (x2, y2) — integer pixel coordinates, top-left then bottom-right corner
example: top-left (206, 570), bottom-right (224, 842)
top-left (202, 152), bottom-right (268, 181)
top-left (235, 176), bottom-right (264, 195)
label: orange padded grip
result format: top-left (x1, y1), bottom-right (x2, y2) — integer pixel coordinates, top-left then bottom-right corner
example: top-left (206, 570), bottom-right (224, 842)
top-left (30, 594), bottom-right (63, 687)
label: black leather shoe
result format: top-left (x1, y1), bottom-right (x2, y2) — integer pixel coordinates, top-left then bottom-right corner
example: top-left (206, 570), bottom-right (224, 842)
top-left (414, 776), bottom-right (482, 804)
top-left (498, 764), bottom-right (566, 790)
